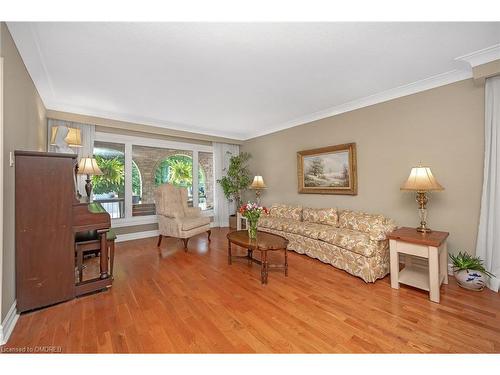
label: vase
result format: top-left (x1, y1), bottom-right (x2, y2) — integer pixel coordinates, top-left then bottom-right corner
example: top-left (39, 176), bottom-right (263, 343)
top-left (454, 269), bottom-right (486, 291)
top-left (247, 219), bottom-right (258, 239)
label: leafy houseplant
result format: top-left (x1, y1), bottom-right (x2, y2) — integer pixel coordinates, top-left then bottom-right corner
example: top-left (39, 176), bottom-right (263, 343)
top-left (217, 152), bottom-right (252, 225)
top-left (449, 251), bottom-right (495, 291)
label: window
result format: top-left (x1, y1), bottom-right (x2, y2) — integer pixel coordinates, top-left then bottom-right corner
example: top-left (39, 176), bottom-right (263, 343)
top-left (198, 152), bottom-right (214, 210)
top-left (92, 141), bottom-right (125, 219)
top-left (154, 154), bottom-right (194, 196)
top-left (92, 132), bottom-right (213, 225)
top-left (132, 145), bottom-right (193, 216)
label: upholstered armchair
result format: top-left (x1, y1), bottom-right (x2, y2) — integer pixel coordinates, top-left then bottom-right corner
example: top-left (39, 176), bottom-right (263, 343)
top-left (154, 183), bottom-right (211, 252)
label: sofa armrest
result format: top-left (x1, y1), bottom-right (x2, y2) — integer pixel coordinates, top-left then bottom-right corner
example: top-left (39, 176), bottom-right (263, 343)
top-left (369, 218), bottom-right (398, 241)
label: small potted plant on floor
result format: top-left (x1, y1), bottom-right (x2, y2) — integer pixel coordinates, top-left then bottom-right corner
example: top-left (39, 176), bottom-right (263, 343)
top-left (450, 251), bottom-right (495, 291)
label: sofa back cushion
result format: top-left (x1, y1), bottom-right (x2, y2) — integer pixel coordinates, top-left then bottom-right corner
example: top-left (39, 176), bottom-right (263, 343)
top-left (269, 204), bottom-right (302, 221)
top-left (338, 210), bottom-right (385, 235)
top-left (302, 207), bottom-right (338, 226)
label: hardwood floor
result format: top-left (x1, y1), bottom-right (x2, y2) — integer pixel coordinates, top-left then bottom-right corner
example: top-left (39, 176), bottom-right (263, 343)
top-left (2, 228), bottom-right (500, 353)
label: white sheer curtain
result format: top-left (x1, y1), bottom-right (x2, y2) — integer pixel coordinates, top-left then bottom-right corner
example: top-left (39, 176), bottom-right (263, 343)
top-left (47, 119), bottom-right (95, 195)
top-left (213, 142), bottom-right (239, 227)
top-left (476, 75), bottom-right (500, 292)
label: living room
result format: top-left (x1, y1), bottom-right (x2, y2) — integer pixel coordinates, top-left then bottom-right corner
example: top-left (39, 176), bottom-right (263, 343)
top-left (1, 0), bottom-right (500, 372)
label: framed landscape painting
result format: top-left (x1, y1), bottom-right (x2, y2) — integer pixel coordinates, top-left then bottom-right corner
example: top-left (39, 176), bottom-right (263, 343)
top-left (297, 143), bottom-right (357, 195)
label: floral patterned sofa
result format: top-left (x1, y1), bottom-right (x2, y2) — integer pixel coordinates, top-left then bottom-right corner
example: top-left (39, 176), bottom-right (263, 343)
top-left (258, 204), bottom-right (397, 282)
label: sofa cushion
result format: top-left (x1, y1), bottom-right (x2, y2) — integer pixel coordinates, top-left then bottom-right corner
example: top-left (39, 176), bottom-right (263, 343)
top-left (338, 210), bottom-right (385, 233)
top-left (259, 217), bottom-right (330, 240)
top-left (338, 210), bottom-right (396, 240)
top-left (290, 222), bottom-right (333, 240)
top-left (258, 216), bottom-right (296, 231)
top-left (269, 204), bottom-right (302, 221)
top-left (302, 207), bottom-right (338, 226)
top-left (181, 216), bottom-right (210, 231)
top-left (258, 216), bottom-right (281, 230)
top-left (318, 227), bottom-right (380, 257)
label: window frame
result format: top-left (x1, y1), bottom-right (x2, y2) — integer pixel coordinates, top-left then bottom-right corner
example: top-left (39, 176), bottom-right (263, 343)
top-left (94, 131), bottom-right (214, 227)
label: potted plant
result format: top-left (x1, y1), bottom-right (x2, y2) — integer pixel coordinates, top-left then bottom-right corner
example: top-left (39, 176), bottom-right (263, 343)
top-left (217, 152), bottom-right (252, 228)
top-left (449, 251), bottom-right (495, 291)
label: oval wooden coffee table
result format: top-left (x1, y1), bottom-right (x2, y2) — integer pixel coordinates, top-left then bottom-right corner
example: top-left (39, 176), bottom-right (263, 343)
top-left (226, 230), bottom-right (289, 284)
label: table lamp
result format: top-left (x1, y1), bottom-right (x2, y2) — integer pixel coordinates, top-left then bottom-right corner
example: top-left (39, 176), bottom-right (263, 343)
top-left (77, 157), bottom-right (103, 201)
top-left (250, 175), bottom-right (267, 204)
top-left (401, 165), bottom-right (444, 233)
top-left (50, 126), bottom-right (82, 147)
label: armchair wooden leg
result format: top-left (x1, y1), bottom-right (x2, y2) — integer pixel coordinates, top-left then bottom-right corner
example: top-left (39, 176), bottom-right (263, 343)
top-left (182, 238), bottom-right (189, 251)
top-left (207, 230), bottom-right (211, 242)
top-left (157, 234), bottom-right (163, 247)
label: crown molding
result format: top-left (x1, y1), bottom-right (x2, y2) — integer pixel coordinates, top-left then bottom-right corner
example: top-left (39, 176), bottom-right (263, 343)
top-left (46, 105), bottom-right (246, 143)
top-left (455, 44), bottom-right (500, 68)
top-left (246, 69), bottom-right (472, 140)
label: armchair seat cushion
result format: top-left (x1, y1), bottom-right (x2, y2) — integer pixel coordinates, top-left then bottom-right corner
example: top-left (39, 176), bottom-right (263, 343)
top-left (318, 227), bottom-right (381, 257)
top-left (181, 216), bottom-right (211, 231)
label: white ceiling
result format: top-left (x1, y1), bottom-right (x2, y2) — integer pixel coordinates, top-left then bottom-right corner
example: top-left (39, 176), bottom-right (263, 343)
top-left (7, 22), bottom-right (500, 140)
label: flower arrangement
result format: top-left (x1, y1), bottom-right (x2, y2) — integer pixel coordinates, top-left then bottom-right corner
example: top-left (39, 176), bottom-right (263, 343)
top-left (239, 202), bottom-right (269, 239)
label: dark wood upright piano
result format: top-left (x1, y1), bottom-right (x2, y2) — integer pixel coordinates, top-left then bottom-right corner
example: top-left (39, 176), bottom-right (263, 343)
top-left (15, 151), bottom-right (113, 313)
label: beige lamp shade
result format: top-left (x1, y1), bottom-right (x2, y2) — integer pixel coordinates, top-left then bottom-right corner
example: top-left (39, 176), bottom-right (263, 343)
top-left (401, 166), bottom-right (444, 191)
top-left (77, 157), bottom-right (103, 176)
top-left (50, 126), bottom-right (82, 147)
top-left (250, 175), bottom-right (267, 189)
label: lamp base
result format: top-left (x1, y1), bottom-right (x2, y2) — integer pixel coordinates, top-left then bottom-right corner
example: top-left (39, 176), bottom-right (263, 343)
top-left (415, 194), bottom-right (431, 233)
top-left (416, 224), bottom-right (432, 233)
top-left (255, 190), bottom-right (262, 205)
top-left (84, 175), bottom-right (93, 202)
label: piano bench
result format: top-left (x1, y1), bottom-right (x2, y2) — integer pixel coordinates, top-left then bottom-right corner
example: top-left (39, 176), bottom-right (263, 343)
top-left (75, 229), bottom-right (116, 284)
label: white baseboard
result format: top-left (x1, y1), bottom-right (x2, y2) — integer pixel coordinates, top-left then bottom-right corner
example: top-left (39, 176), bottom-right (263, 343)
top-left (448, 263), bottom-right (454, 276)
top-left (115, 229), bottom-right (159, 243)
top-left (0, 301), bottom-right (19, 345)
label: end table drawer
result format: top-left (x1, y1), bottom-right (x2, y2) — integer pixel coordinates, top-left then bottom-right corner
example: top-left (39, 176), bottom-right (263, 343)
top-left (395, 241), bottom-right (428, 258)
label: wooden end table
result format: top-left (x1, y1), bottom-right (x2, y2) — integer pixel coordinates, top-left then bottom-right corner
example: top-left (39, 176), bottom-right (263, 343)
top-left (388, 227), bottom-right (449, 303)
top-left (226, 230), bottom-right (289, 284)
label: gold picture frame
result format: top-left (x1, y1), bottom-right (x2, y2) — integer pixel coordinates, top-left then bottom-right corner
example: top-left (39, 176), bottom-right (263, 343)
top-left (297, 143), bottom-right (357, 195)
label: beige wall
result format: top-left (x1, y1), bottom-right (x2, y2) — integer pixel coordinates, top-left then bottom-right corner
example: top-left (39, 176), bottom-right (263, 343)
top-left (473, 59), bottom-right (500, 83)
top-left (242, 79), bottom-right (485, 257)
top-left (1, 23), bottom-right (47, 321)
